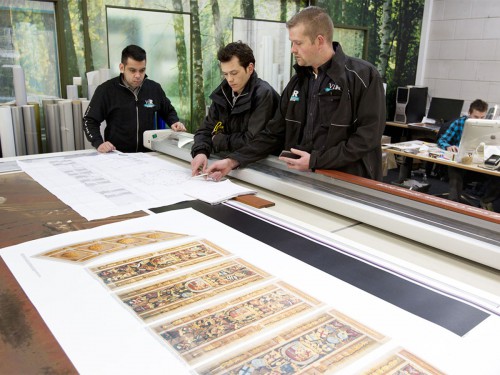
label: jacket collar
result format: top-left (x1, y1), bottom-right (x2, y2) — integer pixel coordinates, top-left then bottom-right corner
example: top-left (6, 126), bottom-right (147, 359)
top-left (293, 42), bottom-right (346, 82)
top-left (214, 71), bottom-right (259, 107)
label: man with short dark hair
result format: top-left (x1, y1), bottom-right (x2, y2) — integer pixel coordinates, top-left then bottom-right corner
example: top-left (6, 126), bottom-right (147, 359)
top-left (437, 99), bottom-right (488, 152)
top-left (84, 44), bottom-right (185, 153)
top-left (437, 98), bottom-right (498, 210)
top-left (190, 41), bottom-right (279, 175)
top-left (206, 7), bottom-right (386, 181)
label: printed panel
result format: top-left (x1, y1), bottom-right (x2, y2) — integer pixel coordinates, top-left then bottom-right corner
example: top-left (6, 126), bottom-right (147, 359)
top-left (35, 230), bottom-right (186, 263)
top-left (152, 281), bottom-right (323, 365)
top-left (118, 259), bottom-right (272, 323)
top-left (362, 348), bottom-right (445, 375)
top-left (90, 240), bottom-right (231, 290)
top-left (198, 309), bottom-right (387, 374)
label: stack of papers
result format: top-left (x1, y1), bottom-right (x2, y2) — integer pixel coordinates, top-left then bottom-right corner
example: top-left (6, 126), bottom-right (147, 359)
top-left (184, 179), bottom-right (256, 205)
top-left (383, 140), bottom-right (430, 154)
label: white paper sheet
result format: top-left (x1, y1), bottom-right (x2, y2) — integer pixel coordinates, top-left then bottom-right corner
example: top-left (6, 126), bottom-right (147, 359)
top-left (16, 152), bottom-right (255, 221)
top-left (1, 209), bottom-right (499, 374)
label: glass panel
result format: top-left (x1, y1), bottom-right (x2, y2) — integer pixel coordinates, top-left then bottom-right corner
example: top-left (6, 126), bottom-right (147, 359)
top-left (232, 19), bottom-right (367, 94)
top-left (106, 7), bottom-right (192, 129)
top-left (335, 26), bottom-right (367, 59)
top-left (233, 18), bottom-right (292, 94)
top-left (0, 1), bottom-right (60, 103)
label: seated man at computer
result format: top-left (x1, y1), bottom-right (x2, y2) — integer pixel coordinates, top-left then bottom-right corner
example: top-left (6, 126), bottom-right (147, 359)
top-left (437, 99), bottom-right (499, 210)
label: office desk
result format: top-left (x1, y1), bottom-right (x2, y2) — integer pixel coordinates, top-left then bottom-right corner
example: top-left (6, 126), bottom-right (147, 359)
top-left (383, 145), bottom-right (500, 178)
top-left (385, 121), bottom-right (440, 145)
top-left (386, 121), bottom-right (440, 133)
top-left (1, 151), bottom-right (500, 374)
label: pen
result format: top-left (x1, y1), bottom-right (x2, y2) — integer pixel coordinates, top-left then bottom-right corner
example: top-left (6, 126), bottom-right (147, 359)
top-left (191, 173), bottom-right (209, 179)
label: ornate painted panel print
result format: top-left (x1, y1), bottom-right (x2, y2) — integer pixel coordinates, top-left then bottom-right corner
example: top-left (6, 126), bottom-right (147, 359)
top-left (362, 348), bottom-right (445, 375)
top-left (35, 231), bottom-right (186, 263)
top-left (153, 281), bottom-right (322, 365)
top-left (199, 309), bottom-right (386, 374)
top-left (90, 240), bottom-right (230, 290)
top-left (118, 259), bottom-right (272, 323)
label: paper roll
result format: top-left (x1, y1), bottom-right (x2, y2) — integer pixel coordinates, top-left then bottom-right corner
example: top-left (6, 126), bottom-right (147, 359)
top-left (87, 84), bottom-right (97, 100)
top-left (12, 66), bottom-right (28, 106)
top-left (86, 70), bottom-right (100, 86)
top-left (66, 85), bottom-right (78, 100)
top-left (99, 68), bottom-right (110, 84)
top-left (22, 105), bottom-right (39, 155)
top-left (73, 77), bottom-right (82, 86)
top-left (58, 100), bottom-right (75, 151)
top-left (72, 100), bottom-right (84, 150)
top-left (0, 106), bottom-right (16, 157)
top-left (11, 106), bottom-right (26, 156)
top-left (45, 103), bottom-right (62, 152)
top-left (42, 99), bottom-right (62, 153)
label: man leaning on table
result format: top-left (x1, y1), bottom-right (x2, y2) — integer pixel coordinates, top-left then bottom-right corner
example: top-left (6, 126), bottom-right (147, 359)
top-left (437, 99), bottom-right (499, 211)
top-left (205, 6), bottom-right (386, 182)
top-left (191, 41), bottom-right (279, 175)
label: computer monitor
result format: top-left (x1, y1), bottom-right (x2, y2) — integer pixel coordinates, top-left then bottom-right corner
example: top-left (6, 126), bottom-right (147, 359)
top-left (456, 119), bottom-right (500, 163)
top-left (427, 97), bottom-right (464, 124)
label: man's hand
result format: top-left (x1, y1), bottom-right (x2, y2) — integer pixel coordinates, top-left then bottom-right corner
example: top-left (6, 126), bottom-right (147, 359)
top-left (171, 122), bottom-right (186, 132)
top-left (206, 158), bottom-right (240, 181)
top-left (446, 145), bottom-right (459, 153)
top-left (191, 154), bottom-right (208, 176)
top-left (97, 141), bottom-right (116, 153)
top-left (278, 148), bottom-right (311, 171)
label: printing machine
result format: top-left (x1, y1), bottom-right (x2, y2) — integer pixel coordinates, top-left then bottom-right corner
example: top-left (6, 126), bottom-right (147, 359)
top-left (144, 129), bottom-right (500, 271)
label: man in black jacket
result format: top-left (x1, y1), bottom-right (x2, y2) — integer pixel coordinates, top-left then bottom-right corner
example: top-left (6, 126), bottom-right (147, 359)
top-left (206, 7), bottom-right (386, 181)
top-left (190, 41), bottom-right (280, 175)
top-left (83, 45), bottom-right (185, 153)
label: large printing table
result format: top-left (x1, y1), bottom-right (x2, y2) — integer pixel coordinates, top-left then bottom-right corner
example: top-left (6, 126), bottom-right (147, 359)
top-left (1, 149), bottom-right (500, 374)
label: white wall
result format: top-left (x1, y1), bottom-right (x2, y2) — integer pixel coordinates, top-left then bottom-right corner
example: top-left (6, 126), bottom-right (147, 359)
top-left (417, 0), bottom-right (500, 113)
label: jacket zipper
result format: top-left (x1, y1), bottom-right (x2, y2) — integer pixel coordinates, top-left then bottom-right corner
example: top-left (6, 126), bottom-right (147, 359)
top-left (133, 86), bottom-right (142, 152)
top-left (120, 81), bottom-right (142, 152)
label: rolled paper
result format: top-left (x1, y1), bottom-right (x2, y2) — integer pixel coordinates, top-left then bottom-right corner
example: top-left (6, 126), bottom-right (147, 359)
top-left (11, 106), bottom-right (26, 156)
top-left (0, 106), bottom-right (16, 157)
top-left (87, 84), bottom-right (97, 100)
top-left (99, 68), bottom-right (110, 84)
top-left (66, 85), bottom-right (78, 100)
top-left (86, 70), bottom-right (100, 86)
top-left (42, 99), bottom-right (62, 153)
top-left (73, 77), bottom-right (82, 86)
top-left (72, 100), bottom-right (84, 150)
top-left (12, 65), bottom-right (28, 106)
top-left (22, 105), bottom-right (39, 155)
top-left (58, 100), bottom-right (75, 151)
top-left (45, 103), bottom-right (62, 152)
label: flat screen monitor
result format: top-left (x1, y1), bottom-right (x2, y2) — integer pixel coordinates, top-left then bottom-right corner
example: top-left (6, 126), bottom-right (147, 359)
top-left (456, 119), bottom-right (500, 163)
top-left (427, 97), bottom-right (464, 124)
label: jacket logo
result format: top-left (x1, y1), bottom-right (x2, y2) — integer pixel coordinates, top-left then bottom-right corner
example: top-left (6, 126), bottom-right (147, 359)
top-left (290, 90), bottom-right (300, 102)
top-left (324, 83), bottom-right (342, 93)
top-left (144, 99), bottom-right (155, 108)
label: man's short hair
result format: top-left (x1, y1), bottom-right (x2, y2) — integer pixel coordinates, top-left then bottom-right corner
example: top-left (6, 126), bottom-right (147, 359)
top-left (217, 41), bottom-right (255, 69)
top-left (286, 6), bottom-right (334, 44)
top-left (121, 45), bottom-right (146, 65)
top-left (469, 99), bottom-right (488, 114)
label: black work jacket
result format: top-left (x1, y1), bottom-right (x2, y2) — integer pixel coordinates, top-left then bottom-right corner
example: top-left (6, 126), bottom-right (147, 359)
top-left (191, 72), bottom-right (279, 158)
top-left (229, 43), bottom-right (386, 180)
top-left (83, 75), bottom-right (179, 152)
